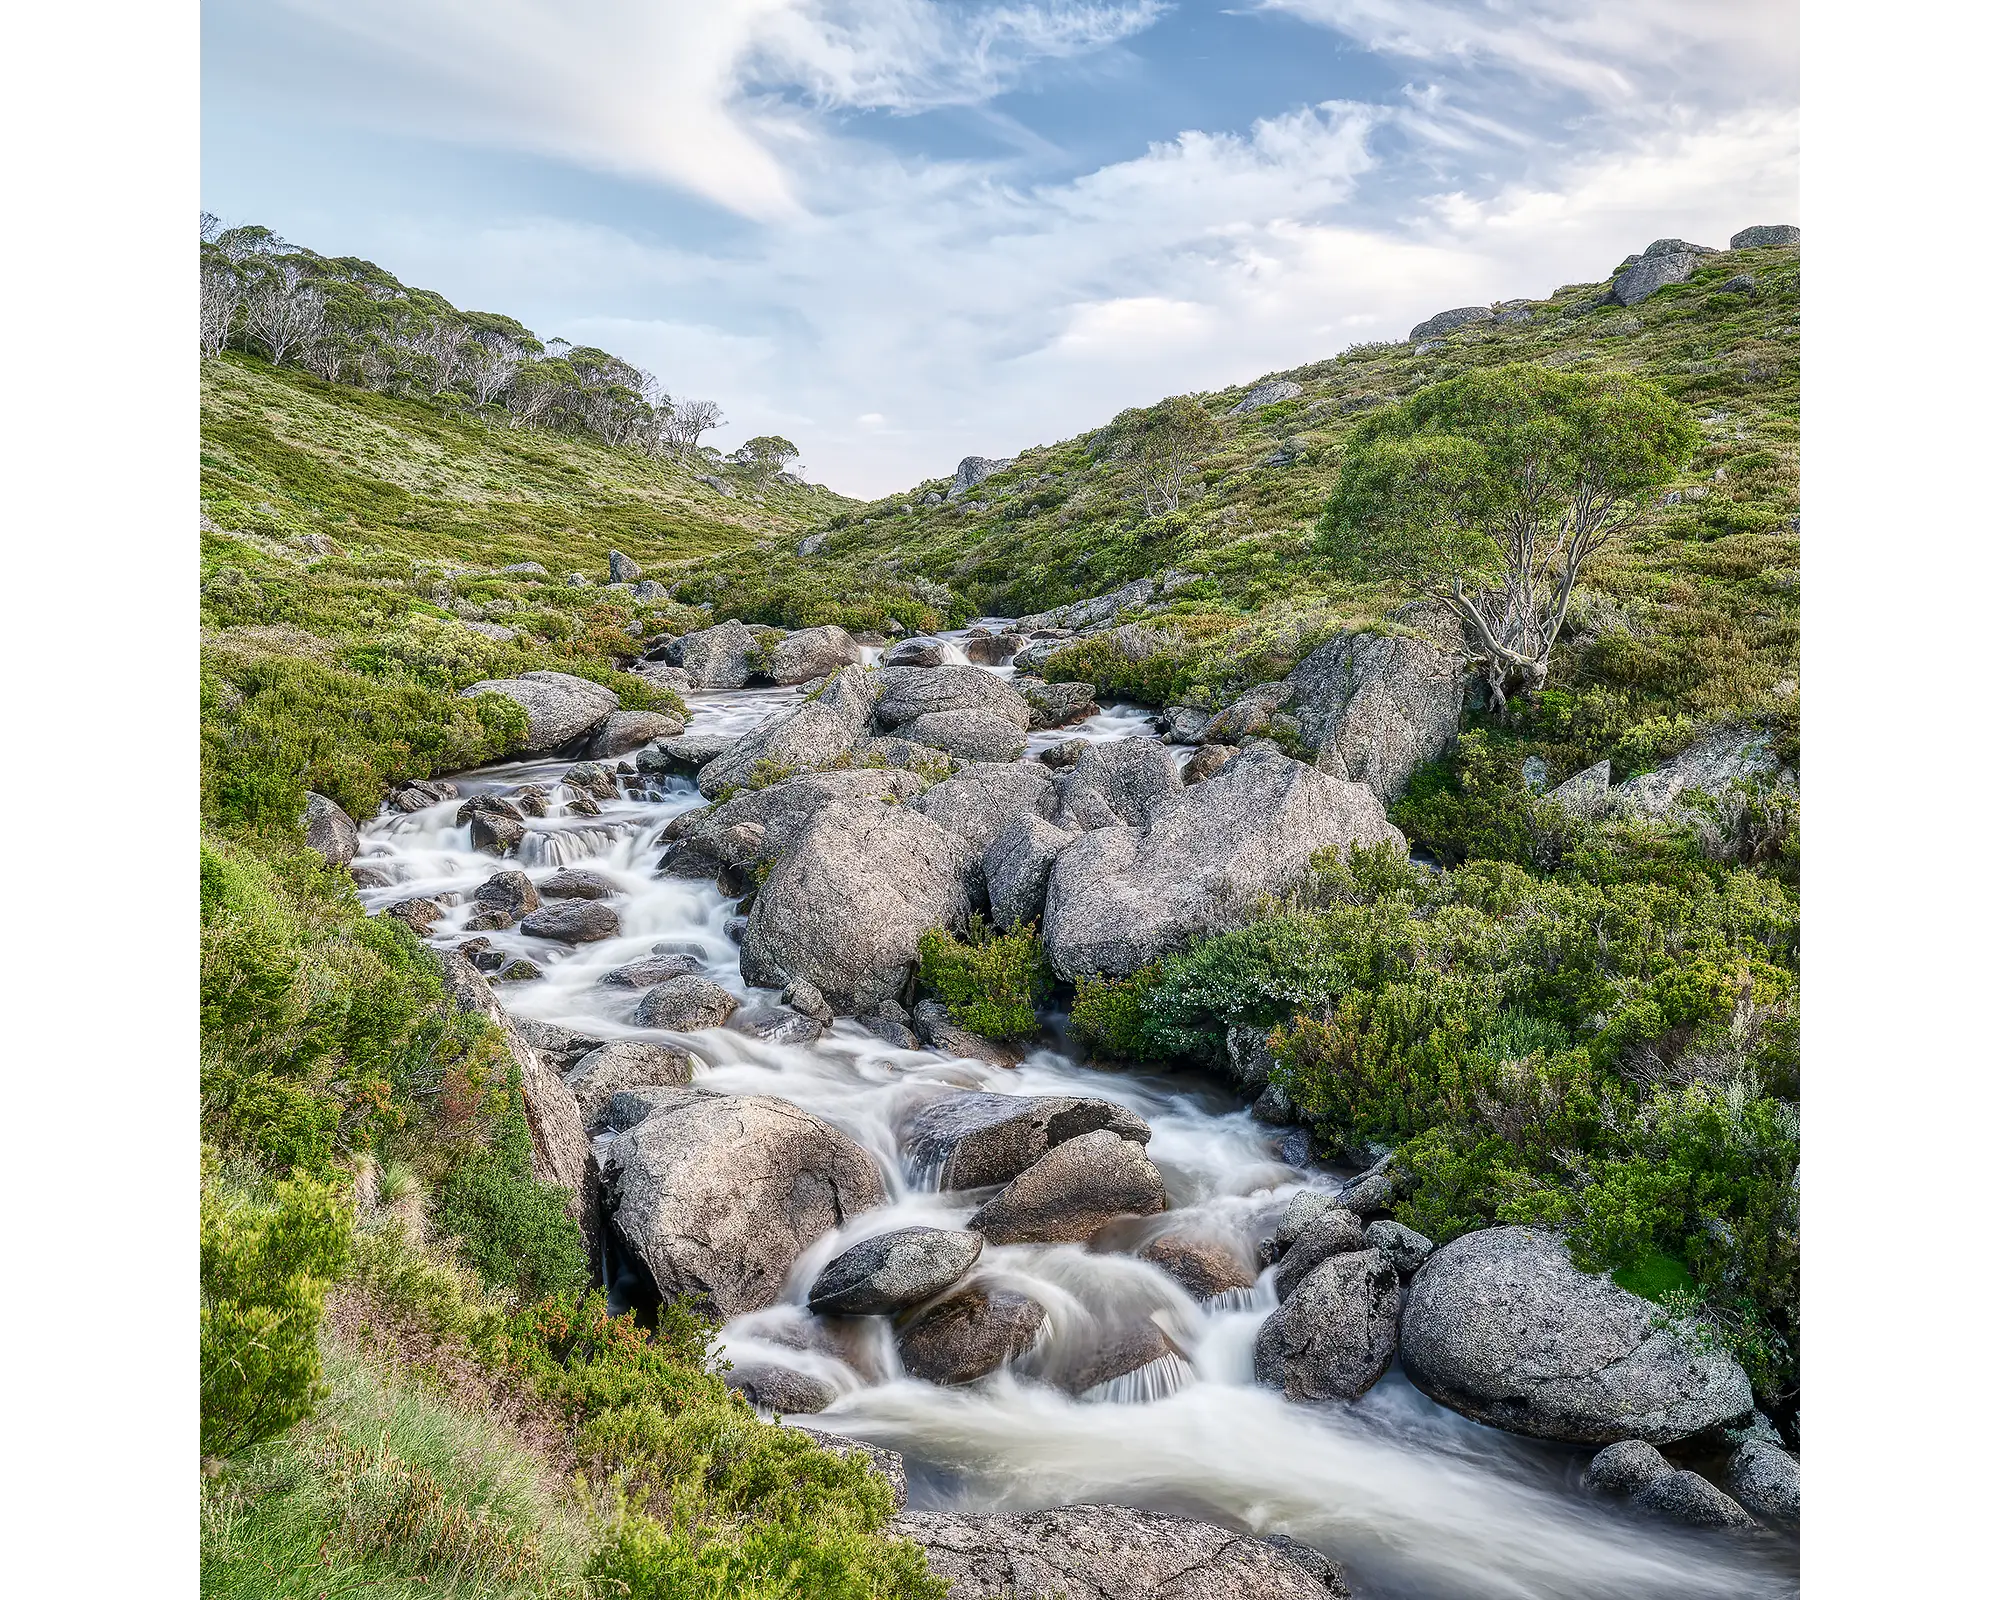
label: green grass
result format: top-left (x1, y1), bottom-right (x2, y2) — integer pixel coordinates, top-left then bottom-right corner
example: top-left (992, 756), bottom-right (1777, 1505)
top-left (1614, 1250), bottom-right (1699, 1302)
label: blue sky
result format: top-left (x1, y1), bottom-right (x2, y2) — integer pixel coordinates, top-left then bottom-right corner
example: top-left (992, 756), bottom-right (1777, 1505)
top-left (202, 0), bottom-right (1797, 497)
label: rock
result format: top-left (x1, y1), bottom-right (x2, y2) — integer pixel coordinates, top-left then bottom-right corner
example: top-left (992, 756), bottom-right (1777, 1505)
top-left (901, 709), bottom-right (1027, 763)
top-left (1520, 755), bottom-right (1549, 792)
top-left (1254, 1249), bottom-right (1402, 1401)
top-left (386, 897), bottom-right (443, 933)
top-left (1140, 1233), bottom-right (1257, 1299)
top-left (1334, 1151), bottom-right (1404, 1216)
top-left (464, 869), bottom-right (540, 930)
top-left (874, 665), bottom-right (1031, 733)
top-left (598, 953), bottom-right (703, 988)
top-left (1253, 1080), bottom-right (1297, 1125)
top-left (608, 550), bottom-right (640, 583)
top-left (1037, 737), bottom-right (1088, 769)
top-left (519, 900), bottom-right (620, 944)
top-left (1612, 728), bottom-right (1780, 821)
top-left (967, 1127), bottom-right (1168, 1245)
top-left (1199, 682), bottom-right (1293, 744)
top-left (766, 626), bottom-right (862, 684)
top-left (1181, 744), bottom-right (1234, 782)
top-left (563, 761), bottom-right (620, 801)
top-left (895, 1284), bottom-right (1045, 1384)
top-left (891, 1504), bottom-right (1345, 1600)
top-left (723, 1360), bottom-right (835, 1415)
top-left (796, 532), bottom-right (829, 557)
top-left (459, 671), bottom-right (619, 755)
top-left (564, 1041), bottom-right (694, 1129)
top-left (1408, 306), bottom-right (1494, 342)
top-left (1155, 705), bottom-right (1212, 744)
top-left (861, 1014), bottom-right (920, 1050)
top-left (1730, 224), bottom-right (1799, 250)
top-left (883, 637), bottom-right (952, 668)
top-left (1632, 1470), bottom-right (1760, 1530)
top-left (1285, 632), bottom-right (1464, 804)
top-left (1056, 737), bottom-right (1183, 830)
top-left (1584, 1438), bottom-right (1675, 1496)
top-left (636, 733), bottom-right (736, 779)
top-left (495, 958), bottom-right (542, 982)
top-left (947, 455), bottom-right (1012, 500)
top-left (513, 1017), bottom-right (606, 1064)
top-left (808, 1226), bottom-right (985, 1315)
top-left (731, 1002), bottom-right (826, 1046)
top-left (848, 735), bottom-right (953, 772)
top-left (783, 977), bottom-right (835, 1027)
top-left (696, 665), bottom-right (876, 798)
top-left (668, 620), bottom-right (759, 689)
top-left (1365, 1219), bottom-right (1434, 1275)
top-left (631, 579), bottom-right (670, 603)
top-left (983, 812), bottom-right (1075, 930)
top-left (388, 778), bottom-right (456, 812)
top-left (913, 999), bottom-right (1020, 1068)
top-left (350, 862), bottom-right (396, 890)
top-left (539, 867), bottom-right (621, 900)
top-left (1223, 1024), bottom-right (1276, 1097)
top-left (1049, 1320), bottom-right (1180, 1396)
top-left (664, 768), bottom-right (928, 880)
top-left (1399, 1227), bottom-right (1754, 1444)
top-left (458, 794), bottom-right (524, 826)
top-left (1550, 759), bottom-right (1612, 820)
top-left (900, 1092), bottom-right (1152, 1190)
top-left (468, 810), bottom-right (524, 855)
top-left (1043, 746), bottom-right (1405, 980)
top-left (1273, 1208), bottom-right (1368, 1301)
top-left (1013, 576), bottom-right (1177, 636)
top-left (962, 634), bottom-right (1021, 666)
top-left (783, 1423), bottom-right (907, 1507)
top-left (915, 762), bottom-right (1057, 854)
top-left (1726, 1439), bottom-right (1800, 1528)
top-left (588, 710), bottom-right (684, 759)
top-left (1230, 379), bottom-right (1304, 415)
top-left (602, 1084), bottom-right (713, 1134)
top-left (1018, 679), bottom-right (1099, 730)
top-left (603, 1093), bottom-right (886, 1317)
top-left (633, 975), bottom-right (739, 1030)
top-left (634, 662), bottom-right (694, 696)
top-left (1610, 252), bottom-right (1701, 307)
top-left (302, 792), bottom-right (358, 866)
top-left (740, 798), bottom-right (976, 1013)
top-left (1715, 273), bottom-right (1757, 296)
top-left (497, 562), bottom-right (548, 577)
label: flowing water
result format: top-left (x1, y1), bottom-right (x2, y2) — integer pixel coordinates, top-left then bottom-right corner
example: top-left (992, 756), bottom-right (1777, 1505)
top-left (352, 630), bottom-right (1798, 1598)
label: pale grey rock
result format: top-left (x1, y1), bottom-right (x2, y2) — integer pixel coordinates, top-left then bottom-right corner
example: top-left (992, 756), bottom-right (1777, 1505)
top-left (636, 733), bottom-right (736, 780)
top-left (808, 1226), bottom-right (985, 1315)
top-left (948, 455), bottom-right (1013, 500)
top-left (1550, 759), bottom-right (1613, 820)
top-left (913, 998), bottom-right (1020, 1068)
top-left (669, 620), bottom-right (759, 688)
top-left (460, 671), bottom-right (620, 755)
top-left (1612, 728), bottom-right (1779, 821)
top-left (1730, 224), bottom-right (1799, 250)
top-left (603, 1093), bottom-right (886, 1317)
top-left (630, 579), bottom-right (670, 603)
top-left (519, 900), bottom-right (621, 944)
top-left (1521, 755), bottom-right (1549, 792)
top-left (608, 550), bottom-right (640, 582)
top-left (1408, 306), bottom-right (1494, 342)
top-left (983, 812), bottom-right (1075, 930)
top-left (634, 662), bottom-right (694, 697)
top-left (915, 762), bottom-right (1057, 855)
top-left (1286, 631), bottom-right (1464, 804)
top-left (902, 709), bottom-right (1028, 764)
top-left (663, 767), bottom-right (928, 880)
top-left (1611, 253), bottom-right (1701, 307)
top-left (564, 1040), bottom-right (693, 1129)
top-left (1399, 1227), bottom-right (1754, 1444)
top-left (1633, 1471), bottom-right (1760, 1530)
top-left (874, 665), bottom-right (1031, 732)
top-left (767, 625), bottom-right (861, 684)
top-left (883, 637), bottom-right (952, 668)
top-left (1043, 746), bottom-right (1405, 980)
top-left (1584, 1438), bottom-right (1674, 1497)
top-left (1019, 679), bottom-right (1099, 730)
top-left (1254, 1248), bottom-right (1402, 1401)
top-left (797, 532), bottom-right (829, 557)
top-left (460, 619), bottom-right (518, 643)
top-left (497, 562), bottom-right (547, 577)
top-left (967, 1127), bottom-right (1168, 1245)
top-left (588, 710), bottom-right (684, 759)
top-left (1037, 737), bottom-right (1088, 769)
top-left (303, 792), bottom-right (358, 867)
top-left (724, 1361), bottom-right (834, 1416)
top-left (783, 977), bottom-right (835, 1027)
top-left (1056, 737), bottom-right (1183, 829)
top-left (1716, 273), bottom-right (1757, 296)
top-left (1182, 744), bottom-right (1234, 782)
top-left (538, 866), bottom-right (620, 900)
top-left (695, 664), bottom-right (875, 798)
top-left (1230, 379), bottom-right (1304, 415)
top-left (1726, 1439), bottom-right (1800, 1528)
top-left (1365, 1219), bottom-right (1434, 1275)
top-left (1273, 1208), bottom-right (1368, 1301)
top-left (465, 869), bottom-right (538, 930)
top-left (896, 1284), bottom-right (1044, 1384)
top-left (633, 974), bottom-right (739, 1030)
top-left (899, 1091), bottom-right (1151, 1190)
top-left (1199, 682), bottom-right (1293, 744)
top-left (1155, 704), bottom-right (1213, 744)
top-left (1013, 576), bottom-right (1162, 635)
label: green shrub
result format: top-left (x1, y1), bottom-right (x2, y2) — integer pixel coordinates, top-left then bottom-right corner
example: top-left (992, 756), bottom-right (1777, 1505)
top-left (916, 918), bottom-right (1050, 1040)
top-left (434, 1094), bottom-right (589, 1302)
top-left (1069, 970), bottom-right (1164, 1059)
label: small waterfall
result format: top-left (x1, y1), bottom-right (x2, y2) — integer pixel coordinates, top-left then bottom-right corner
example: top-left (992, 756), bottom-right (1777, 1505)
top-left (1080, 1352), bottom-right (1196, 1405)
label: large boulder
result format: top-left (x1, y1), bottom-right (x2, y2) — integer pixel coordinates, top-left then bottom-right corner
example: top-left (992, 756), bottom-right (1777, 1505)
top-left (1056, 737), bottom-right (1182, 828)
top-left (539, 866), bottom-right (620, 900)
top-left (608, 549), bottom-right (641, 582)
top-left (669, 620), bottom-right (760, 688)
top-left (899, 1092), bottom-right (1151, 1190)
top-left (874, 665), bottom-right (1031, 733)
top-left (1408, 306), bottom-right (1493, 343)
top-left (1140, 1233), bottom-right (1257, 1299)
top-left (902, 709), bottom-right (1026, 763)
top-left (695, 665), bottom-right (875, 798)
top-left (519, 900), bottom-right (621, 944)
top-left (1197, 682), bottom-right (1293, 745)
top-left (1726, 1438), bottom-right (1800, 1528)
top-left (1399, 1227), bottom-right (1754, 1444)
top-left (895, 1283), bottom-right (1045, 1384)
top-left (983, 813), bottom-right (1075, 930)
top-left (891, 1504), bottom-right (1346, 1600)
top-left (764, 625), bottom-right (861, 684)
top-left (662, 768), bottom-right (928, 879)
top-left (882, 637), bottom-right (953, 668)
top-left (1611, 727), bottom-right (1781, 821)
top-left (588, 710), bottom-right (684, 759)
top-left (465, 869), bottom-right (540, 931)
top-left (1731, 224), bottom-right (1800, 250)
top-left (1019, 680), bottom-right (1099, 730)
top-left (739, 798), bottom-right (976, 1013)
top-left (1043, 746), bottom-right (1404, 980)
top-left (564, 1040), bottom-right (693, 1130)
top-left (807, 1226), bottom-right (984, 1316)
top-left (1609, 242), bottom-right (1717, 307)
top-left (303, 792), bottom-right (358, 867)
top-left (632, 975), bottom-right (739, 1030)
top-left (948, 455), bottom-right (1013, 499)
top-left (1285, 632), bottom-right (1464, 804)
top-left (1271, 1207), bottom-right (1367, 1301)
top-left (459, 671), bottom-right (619, 755)
top-left (915, 762), bottom-right (1058, 855)
top-left (1230, 379), bottom-right (1304, 415)
top-left (602, 1092), bottom-right (887, 1317)
top-left (1253, 1249), bottom-right (1402, 1401)
top-left (966, 1127), bottom-right (1167, 1245)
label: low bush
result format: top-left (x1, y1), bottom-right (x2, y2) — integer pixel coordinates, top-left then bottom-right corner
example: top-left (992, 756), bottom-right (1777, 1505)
top-left (917, 918), bottom-right (1051, 1039)
top-left (435, 1093), bottom-right (590, 1303)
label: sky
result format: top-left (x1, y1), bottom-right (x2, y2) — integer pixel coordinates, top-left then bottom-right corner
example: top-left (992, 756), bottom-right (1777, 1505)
top-left (201, 0), bottom-right (1798, 498)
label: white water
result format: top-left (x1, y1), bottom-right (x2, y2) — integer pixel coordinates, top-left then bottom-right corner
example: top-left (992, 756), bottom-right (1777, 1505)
top-left (351, 630), bottom-right (1797, 1599)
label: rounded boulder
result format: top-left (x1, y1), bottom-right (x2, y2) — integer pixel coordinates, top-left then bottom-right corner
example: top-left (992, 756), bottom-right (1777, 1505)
top-left (808, 1226), bottom-right (985, 1316)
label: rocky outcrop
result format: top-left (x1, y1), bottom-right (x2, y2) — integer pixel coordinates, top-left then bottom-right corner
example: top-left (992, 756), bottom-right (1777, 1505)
top-left (1230, 379), bottom-right (1303, 414)
top-left (764, 625), bottom-right (861, 684)
top-left (948, 456), bottom-right (1013, 499)
top-left (899, 1092), bottom-right (1151, 1189)
top-left (1042, 746), bottom-right (1405, 980)
top-left (1731, 224), bottom-right (1799, 250)
top-left (1284, 632), bottom-right (1464, 804)
top-left (1609, 239), bottom-right (1719, 307)
top-left (1399, 1227), bottom-right (1753, 1444)
top-left (914, 762), bottom-right (1058, 855)
top-left (1254, 1248), bottom-right (1402, 1401)
top-left (1019, 680), bottom-right (1099, 730)
top-left (1409, 306), bottom-right (1493, 342)
top-left (1197, 682), bottom-right (1292, 745)
top-left (807, 1226), bottom-right (985, 1315)
top-left (519, 900), bottom-right (621, 943)
top-left (891, 1504), bottom-right (1347, 1600)
top-left (1013, 574), bottom-right (1189, 635)
top-left (1140, 1233), bottom-right (1257, 1299)
top-left (667, 620), bottom-right (761, 689)
top-left (895, 1283), bottom-right (1046, 1384)
top-left (1583, 1438), bottom-right (1674, 1496)
top-left (1549, 759), bottom-right (1612, 819)
top-left (564, 1040), bottom-right (693, 1130)
top-left (1611, 727), bottom-right (1780, 821)
top-left (902, 709), bottom-right (1027, 763)
top-left (966, 1127), bottom-right (1167, 1245)
top-left (874, 665), bottom-right (1031, 733)
top-left (983, 813), bottom-right (1074, 930)
top-left (695, 665), bottom-right (875, 798)
top-left (588, 710), bottom-right (684, 759)
top-left (303, 792), bottom-right (358, 866)
top-left (1056, 737), bottom-right (1182, 829)
top-left (459, 671), bottom-right (619, 755)
top-left (602, 1092), bottom-right (886, 1318)
top-left (632, 975), bottom-right (739, 1030)
top-left (739, 798), bottom-right (976, 1013)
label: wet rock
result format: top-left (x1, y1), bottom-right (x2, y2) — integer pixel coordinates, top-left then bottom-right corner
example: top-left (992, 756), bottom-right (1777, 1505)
top-left (1273, 1208), bottom-right (1368, 1301)
top-left (1633, 1470), bottom-right (1760, 1530)
top-left (783, 977), bottom-right (835, 1027)
top-left (730, 1002), bottom-right (826, 1046)
top-left (1181, 744), bottom-right (1234, 782)
top-left (963, 634), bottom-right (1021, 666)
top-left (765, 625), bottom-right (861, 684)
top-left (1020, 680), bottom-right (1099, 730)
top-left (1365, 1219), bottom-right (1434, 1275)
top-left (1731, 224), bottom-right (1799, 250)
top-left (1223, 1024), bottom-right (1276, 1098)
top-left (663, 768), bottom-right (928, 880)
top-left (1399, 1227), bottom-right (1754, 1445)
top-left (564, 1040), bottom-right (694, 1130)
top-left (1725, 1439), bottom-right (1800, 1528)
top-left (1053, 1320), bottom-right (1180, 1396)
top-left (633, 974), bottom-right (739, 1030)
top-left (1285, 632), bottom-right (1464, 805)
top-left (968, 1127), bottom-right (1168, 1245)
top-left (588, 710), bottom-right (685, 759)
top-left (891, 1503), bottom-right (1346, 1600)
top-left (458, 794), bottom-right (524, 826)
top-left (902, 708), bottom-right (1027, 763)
top-left (602, 1084), bottom-right (713, 1134)
top-left (1255, 1248), bottom-right (1402, 1401)
top-left (519, 900), bottom-right (621, 944)
top-left (913, 999), bottom-right (1020, 1068)
top-left (1056, 737), bottom-right (1183, 829)
top-left (608, 549), bottom-right (640, 582)
top-left (1252, 1083), bottom-right (1297, 1125)
top-left (1140, 1233), bottom-right (1257, 1299)
top-left (1334, 1150), bottom-right (1403, 1216)
top-left (862, 1014), bottom-right (920, 1050)
top-left (914, 761), bottom-right (1057, 854)
top-left (303, 792), bottom-right (358, 866)
top-left (783, 1423), bottom-right (907, 1508)
top-left (603, 1093), bottom-right (887, 1317)
top-left (459, 671), bottom-right (619, 754)
top-left (464, 869), bottom-right (539, 931)
top-left (563, 761), bottom-right (621, 800)
top-left (1155, 705), bottom-right (1212, 744)
top-left (495, 958), bottom-right (542, 982)
top-left (695, 664), bottom-right (876, 798)
top-left (899, 1092), bottom-right (1152, 1190)
top-left (469, 810), bottom-right (525, 855)
top-left (598, 953), bottom-right (703, 988)
top-left (1044, 746), bottom-right (1404, 980)
top-left (389, 778), bottom-right (457, 812)
top-left (386, 897), bottom-right (443, 932)
top-left (636, 733), bottom-right (736, 779)
top-left (739, 797), bottom-right (976, 1013)
top-left (882, 637), bottom-right (952, 668)
top-left (538, 866), bottom-right (621, 900)
top-left (808, 1226), bottom-right (985, 1315)
top-left (874, 665), bottom-right (1031, 733)
top-left (1583, 1438), bottom-right (1674, 1496)
top-left (1037, 737), bottom-right (1087, 769)
top-left (666, 619), bottom-right (759, 688)
top-left (513, 1017), bottom-right (605, 1064)
top-left (983, 812), bottom-right (1075, 931)
top-left (895, 1284), bottom-right (1046, 1385)
top-left (724, 1361), bottom-right (835, 1416)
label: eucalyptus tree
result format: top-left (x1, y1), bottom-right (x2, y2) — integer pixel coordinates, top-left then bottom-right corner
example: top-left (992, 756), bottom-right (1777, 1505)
top-left (1113, 394), bottom-right (1222, 514)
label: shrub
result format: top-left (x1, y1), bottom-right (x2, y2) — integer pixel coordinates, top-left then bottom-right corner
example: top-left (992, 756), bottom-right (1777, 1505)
top-left (916, 918), bottom-right (1050, 1040)
top-left (1069, 970), bottom-right (1164, 1059)
top-left (434, 1094), bottom-right (589, 1303)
